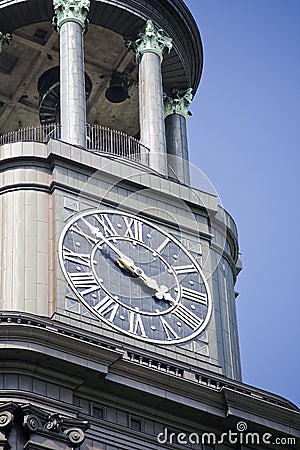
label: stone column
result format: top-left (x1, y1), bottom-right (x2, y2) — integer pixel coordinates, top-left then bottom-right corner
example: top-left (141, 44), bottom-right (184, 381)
top-left (164, 88), bottom-right (193, 185)
top-left (129, 20), bottom-right (172, 175)
top-left (52, 0), bottom-right (90, 148)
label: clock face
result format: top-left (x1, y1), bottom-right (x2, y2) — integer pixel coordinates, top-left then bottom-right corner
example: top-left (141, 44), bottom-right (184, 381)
top-left (59, 209), bottom-right (212, 344)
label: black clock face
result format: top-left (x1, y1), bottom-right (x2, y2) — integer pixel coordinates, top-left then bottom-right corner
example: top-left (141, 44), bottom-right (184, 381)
top-left (59, 209), bottom-right (212, 344)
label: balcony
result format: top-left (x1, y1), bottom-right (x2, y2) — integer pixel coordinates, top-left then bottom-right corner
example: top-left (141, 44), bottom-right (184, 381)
top-left (0, 123), bottom-right (150, 166)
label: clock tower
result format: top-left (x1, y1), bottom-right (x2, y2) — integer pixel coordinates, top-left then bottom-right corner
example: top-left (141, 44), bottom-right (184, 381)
top-left (0, 1), bottom-right (299, 449)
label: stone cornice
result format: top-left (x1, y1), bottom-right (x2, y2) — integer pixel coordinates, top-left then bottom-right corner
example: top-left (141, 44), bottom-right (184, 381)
top-left (0, 311), bottom-right (298, 416)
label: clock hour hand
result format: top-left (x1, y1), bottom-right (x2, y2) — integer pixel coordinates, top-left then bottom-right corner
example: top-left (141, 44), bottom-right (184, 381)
top-left (118, 257), bottom-right (174, 304)
top-left (117, 257), bottom-right (159, 290)
top-left (116, 257), bottom-right (169, 297)
top-left (84, 219), bottom-right (173, 299)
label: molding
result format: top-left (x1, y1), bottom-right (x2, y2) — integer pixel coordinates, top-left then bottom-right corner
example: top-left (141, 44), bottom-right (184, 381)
top-left (0, 312), bottom-right (297, 415)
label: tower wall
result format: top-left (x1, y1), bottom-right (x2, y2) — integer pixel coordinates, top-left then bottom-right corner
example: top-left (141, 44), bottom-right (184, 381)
top-left (0, 139), bottom-right (242, 380)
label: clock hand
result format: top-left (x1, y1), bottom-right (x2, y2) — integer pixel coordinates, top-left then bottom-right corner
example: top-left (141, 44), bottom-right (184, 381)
top-left (117, 257), bottom-right (172, 298)
top-left (81, 218), bottom-right (173, 297)
top-left (120, 261), bottom-right (174, 305)
top-left (81, 218), bottom-right (135, 266)
top-left (82, 218), bottom-right (157, 287)
top-left (117, 257), bottom-right (159, 290)
top-left (154, 285), bottom-right (176, 305)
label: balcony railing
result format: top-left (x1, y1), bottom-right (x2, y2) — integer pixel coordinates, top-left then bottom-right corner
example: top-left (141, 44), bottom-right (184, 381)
top-left (0, 123), bottom-right (149, 166)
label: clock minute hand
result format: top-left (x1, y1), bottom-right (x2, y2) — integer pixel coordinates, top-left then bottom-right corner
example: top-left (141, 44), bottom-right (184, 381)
top-left (80, 218), bottom-right (168, 294)
top-left (81, 218), bottom-right (134, 266)
top-left (82, 217), bottom-right (156, 285)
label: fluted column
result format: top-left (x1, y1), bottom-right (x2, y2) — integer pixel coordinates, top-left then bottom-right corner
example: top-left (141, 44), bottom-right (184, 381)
top-left (129, 20), bottom-right (172, 175)
top-left (164, 88), bottom-right (193, 185)
top-left (53, 0), bottom-right (90, 148)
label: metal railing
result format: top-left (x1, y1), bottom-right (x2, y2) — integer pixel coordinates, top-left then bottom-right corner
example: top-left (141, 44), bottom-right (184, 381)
top-left (86, 124), bottom-right (149, 165)
top-left (0, 123), bottom-right (149, 166)
top-left (0, 123), bottom-right (61, 145)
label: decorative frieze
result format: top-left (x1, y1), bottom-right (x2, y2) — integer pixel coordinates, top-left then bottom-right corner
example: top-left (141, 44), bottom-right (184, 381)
top-left (164, 88), bottom-right (193, 121)
top-left (52, 0), bottom-right (90, 32)
top-left (127, 19), bottom-right (172, 62)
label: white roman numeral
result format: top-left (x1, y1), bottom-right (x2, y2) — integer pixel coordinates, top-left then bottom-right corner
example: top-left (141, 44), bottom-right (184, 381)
top-left (173, 304), bottom-right (203, 330)
top-left (181, 286), bottom-right (207, 304)
top-left (94, 296), bottom-right (119, 322)
top-left (94, 214), bottom-right (118, 237)
top-left (123, 217), bottom-right (144, 242)
top-left (63, 246), bottom-right (90, 267)
top-left (69, 272), bottom-right (100, 296)
top-left (129, 310), bottom-right (147, 337)
top-left (160, 316), bottom-right (179, 340)
top-left (173, 264), bottom-right (197, 275)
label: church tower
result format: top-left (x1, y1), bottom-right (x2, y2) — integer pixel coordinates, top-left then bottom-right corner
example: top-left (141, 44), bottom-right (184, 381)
top-left (0, 1), bottom-right (298, 449)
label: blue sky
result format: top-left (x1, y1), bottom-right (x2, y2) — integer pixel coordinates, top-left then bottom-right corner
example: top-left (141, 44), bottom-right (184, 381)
top-left (184, 0), bottom-right (300, 406)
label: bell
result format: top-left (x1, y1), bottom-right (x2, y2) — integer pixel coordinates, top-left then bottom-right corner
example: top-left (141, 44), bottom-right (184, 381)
top-left (105, 73), bottom-right (129, 103)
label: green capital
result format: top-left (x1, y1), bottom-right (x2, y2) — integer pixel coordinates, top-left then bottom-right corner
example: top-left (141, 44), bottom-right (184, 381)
top-left (0, 31), bottom-right (12, 54)
top-left (164, 88), bottom-right (193, 121)
top-left (129, 19), bottom-right (172, 62)
top-left (52, 0), bottom-right (90, 32)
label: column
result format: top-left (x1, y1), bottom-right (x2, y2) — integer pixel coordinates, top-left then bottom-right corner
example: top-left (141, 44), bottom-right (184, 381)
top-left (52, 0), bottom-right (90, 148)
top-left (164, 88), bottom-right (193, 185)
top-left (129, 20), bottom-right (172, 175)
